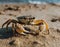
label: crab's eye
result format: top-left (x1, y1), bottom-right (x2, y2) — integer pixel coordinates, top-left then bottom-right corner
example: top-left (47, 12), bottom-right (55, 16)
top-left (39, 23), bottom-right (43, 25)
top-left (33, 17), bottom-right (35, 19)
top-left (29, 17), bottom-right (35, 20)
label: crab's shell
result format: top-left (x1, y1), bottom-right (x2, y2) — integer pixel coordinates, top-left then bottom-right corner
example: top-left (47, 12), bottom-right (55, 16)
top-left (17, 16), bottom-right (35, 24)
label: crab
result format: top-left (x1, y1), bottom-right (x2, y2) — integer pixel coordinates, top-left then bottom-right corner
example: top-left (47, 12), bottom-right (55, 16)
top-left (2, 16), bottom-right (35, 35)
top-left (2, 15), bottom-right (49, 35)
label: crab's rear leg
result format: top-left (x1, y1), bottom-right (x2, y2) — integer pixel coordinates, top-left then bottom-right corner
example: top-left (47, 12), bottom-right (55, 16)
top-left (6, 20), bottom-right (12, 32)
top-left (2, 19), bottom-right (11, 28)
top-left (6, 19), bottom-right (18, 33)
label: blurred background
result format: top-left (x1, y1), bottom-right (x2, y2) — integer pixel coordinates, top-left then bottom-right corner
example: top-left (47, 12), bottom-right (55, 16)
top-left (0, 0), bottom-right (60, 4)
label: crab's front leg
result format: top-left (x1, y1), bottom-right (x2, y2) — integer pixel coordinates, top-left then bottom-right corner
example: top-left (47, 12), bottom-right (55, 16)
top-left (15, 23), bottom-right (29, 35)
top-left (31, 20), bottom-right (49, 35)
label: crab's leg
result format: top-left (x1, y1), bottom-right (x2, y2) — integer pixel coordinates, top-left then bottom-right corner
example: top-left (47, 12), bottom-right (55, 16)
top-left (2, 19), bottom-right (11, 28)
top-left (6, 19), bottom-right (18, 32)
top-left (12, 23), bottom-right (15, 33)
top-left (6, 20), bottom-right (12, 32)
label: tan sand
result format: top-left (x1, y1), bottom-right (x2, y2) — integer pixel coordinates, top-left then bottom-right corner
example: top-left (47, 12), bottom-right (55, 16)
top-left (0, 3), bottom-right (60, 47)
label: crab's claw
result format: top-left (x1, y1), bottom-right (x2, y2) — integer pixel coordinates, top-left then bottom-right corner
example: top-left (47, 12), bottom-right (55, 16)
top-left (31, 19), bottom-right (49, 35)
top-left (15, 23), bottom-right (29, 35)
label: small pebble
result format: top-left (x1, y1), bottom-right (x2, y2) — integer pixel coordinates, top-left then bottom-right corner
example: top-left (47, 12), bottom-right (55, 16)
top-left (51, 18), bottom-right (58, 22)
top-left (56, 29), bottom-right (60, 33)
top-left (9, 40), bottom-right (15, 45)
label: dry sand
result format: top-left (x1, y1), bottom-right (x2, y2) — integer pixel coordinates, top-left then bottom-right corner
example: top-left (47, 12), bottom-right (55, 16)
top-left (0, 3), bottom-right (60, 47)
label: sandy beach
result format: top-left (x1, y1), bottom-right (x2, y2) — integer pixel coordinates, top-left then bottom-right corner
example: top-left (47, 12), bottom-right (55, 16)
top-left (0, 3), bottom-right (60, 47)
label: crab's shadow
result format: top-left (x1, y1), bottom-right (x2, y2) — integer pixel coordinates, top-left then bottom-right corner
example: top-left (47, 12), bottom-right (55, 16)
top-left (0, 27), bottom-right (13, 39)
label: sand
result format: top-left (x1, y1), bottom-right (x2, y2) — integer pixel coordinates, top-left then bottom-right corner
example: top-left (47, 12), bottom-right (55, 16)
top-left (0, 3), bottom-right (60, 47)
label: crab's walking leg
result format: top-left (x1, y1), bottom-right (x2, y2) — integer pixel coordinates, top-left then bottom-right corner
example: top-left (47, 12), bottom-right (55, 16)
top-left (6, 19), bottom-right (18, 32)
top-left (2, 19), bottom-right (11, 28)
top-left (12, 23), bottom-right (15, 34)
top-left (6, 20), bottom-right (12, 32)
